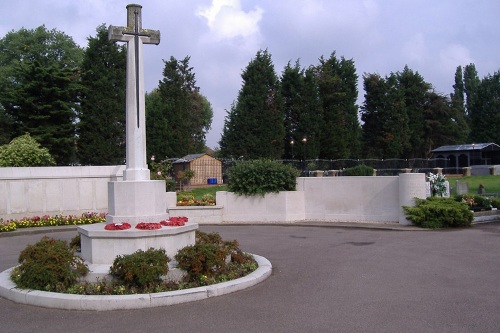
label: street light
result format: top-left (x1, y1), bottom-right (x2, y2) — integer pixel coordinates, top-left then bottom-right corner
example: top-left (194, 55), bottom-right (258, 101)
top-left (302, 136), bottom-right (307, 160)
top-left (472, 143), bottom-right (475, 166)
top-left (290, 139), bottom-right (295, 159)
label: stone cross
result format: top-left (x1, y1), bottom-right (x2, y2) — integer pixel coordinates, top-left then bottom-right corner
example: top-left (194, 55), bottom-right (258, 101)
top-left (109, 4), bottom-right (160, 181)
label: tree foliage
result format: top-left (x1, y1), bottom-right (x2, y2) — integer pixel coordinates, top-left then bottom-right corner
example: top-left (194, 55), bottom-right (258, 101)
top-left (146, 56), bottom-right (212, 159)
top-left (280, 61), bottom-right (321, 160)
top-left (361, 73), bottom-right (409, 158)
top-left (361, 66), bottom-right (469, 159)
top-left (0, 26), bottom-right (82, 165)
top-left (77, 24), bottom-right (126, 165)
top-left (0, 133), bottom-right (56, 167)
top-left (316, 53), bottom-right (360, 159)
top-left (219, 50), bottom-right (284, 159)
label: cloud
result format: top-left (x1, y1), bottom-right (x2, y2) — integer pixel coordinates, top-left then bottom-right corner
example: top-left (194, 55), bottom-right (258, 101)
top-left (439, 44), bottom-right (473, 69)
top-left (197, 0), bottom-right (263, 40)
top-left (402, 33), bottom-right (427, 63)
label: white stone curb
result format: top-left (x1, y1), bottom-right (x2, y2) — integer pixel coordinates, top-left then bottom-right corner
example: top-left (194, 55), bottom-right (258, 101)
top-left (0, 254), bottom-right (271, 311)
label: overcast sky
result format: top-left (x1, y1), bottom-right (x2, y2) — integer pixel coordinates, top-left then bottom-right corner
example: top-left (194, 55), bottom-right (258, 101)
top-left (1, 0), bottom-right (499, 149)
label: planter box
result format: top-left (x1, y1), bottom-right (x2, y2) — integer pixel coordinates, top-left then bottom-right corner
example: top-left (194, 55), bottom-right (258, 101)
top-left (168, 206), bottom-right (223, 224)
top-left (216, 191), bottom-right (305, 223)
top-left (474, 209), bottom-right (500, 223)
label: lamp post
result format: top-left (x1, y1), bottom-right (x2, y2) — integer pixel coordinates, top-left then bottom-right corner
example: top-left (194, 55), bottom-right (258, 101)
top-left (302, 136), bottom-right (307, 174)
top-left (290, 139), bottom-right (295, 159)
top-left (472, 143), bottom-right (475, 166)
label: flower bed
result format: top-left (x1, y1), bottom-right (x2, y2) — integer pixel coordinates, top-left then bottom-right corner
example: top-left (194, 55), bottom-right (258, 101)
top-left (0, 212), bottom-right (106, 233)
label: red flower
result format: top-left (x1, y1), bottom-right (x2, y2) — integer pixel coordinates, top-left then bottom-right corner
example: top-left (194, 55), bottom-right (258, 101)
top-left (160, 216), bottom-right (188, 227)
top-left (105, 223), bottom-right (131, 230)
top-left (135, 222), bottom-right (162, 230)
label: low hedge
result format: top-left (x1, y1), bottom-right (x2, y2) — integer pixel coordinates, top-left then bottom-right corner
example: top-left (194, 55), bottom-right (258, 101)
top-left (227, 159), bottom-right (299, 196)
top-left (343, 164), bottom-right (374, 176)
top-left (403, 197), bottom-right (474, 229)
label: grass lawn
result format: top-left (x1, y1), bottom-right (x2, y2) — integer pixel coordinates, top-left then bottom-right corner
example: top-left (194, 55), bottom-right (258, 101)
top-left (179, 185), bottom-right (228, 200)
top-left (452, 175), bottom-right (500, 195)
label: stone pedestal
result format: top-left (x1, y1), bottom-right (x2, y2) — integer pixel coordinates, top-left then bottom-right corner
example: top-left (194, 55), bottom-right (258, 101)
top-left (398, 173), bottom-right (426, 225)
top-left (78, 222), bottom-right (197, 265)
top-left (106, 180), bottom-right (168, 225)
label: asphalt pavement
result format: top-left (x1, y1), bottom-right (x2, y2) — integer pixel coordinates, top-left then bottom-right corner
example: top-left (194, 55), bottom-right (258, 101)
top-left (0, 222), bottom-right (499, 333)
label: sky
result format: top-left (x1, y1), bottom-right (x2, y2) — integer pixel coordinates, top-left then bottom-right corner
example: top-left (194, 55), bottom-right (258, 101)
top-left (1, 0), bottom-right (499, 149)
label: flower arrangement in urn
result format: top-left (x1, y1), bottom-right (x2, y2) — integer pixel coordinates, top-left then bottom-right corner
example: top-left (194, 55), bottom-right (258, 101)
top-left (427, 172), bottom-right (447, 197)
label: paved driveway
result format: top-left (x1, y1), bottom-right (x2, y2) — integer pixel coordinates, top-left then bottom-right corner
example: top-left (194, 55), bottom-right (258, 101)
top-left (0, 223), bottom-right (499, 333)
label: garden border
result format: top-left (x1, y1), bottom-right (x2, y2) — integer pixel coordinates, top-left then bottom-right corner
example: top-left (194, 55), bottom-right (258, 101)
top-left (0, 254), bottom-right (271, 311)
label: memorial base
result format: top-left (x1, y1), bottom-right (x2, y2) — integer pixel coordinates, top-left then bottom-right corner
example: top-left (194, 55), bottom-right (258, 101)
top-left (77, 222), bottom-right (198, 265)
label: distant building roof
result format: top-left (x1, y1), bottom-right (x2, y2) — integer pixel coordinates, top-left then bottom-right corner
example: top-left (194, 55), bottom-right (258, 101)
top-left (432, 143), bottom-right (500, 153)
top-left (172, 153), bottom-right (211, 164)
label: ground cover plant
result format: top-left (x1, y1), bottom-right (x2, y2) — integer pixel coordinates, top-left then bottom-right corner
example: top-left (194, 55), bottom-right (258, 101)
top-left (10, 230), bottom-right (257, 295)
top-left (0, 212), bottom-right (106, 233)
top-left (403, 197), bottom-right (474, 229)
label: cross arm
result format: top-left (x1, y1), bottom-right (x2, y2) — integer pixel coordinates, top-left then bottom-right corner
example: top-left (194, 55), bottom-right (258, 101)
top-left (108, 25), bottom-right (160, 45)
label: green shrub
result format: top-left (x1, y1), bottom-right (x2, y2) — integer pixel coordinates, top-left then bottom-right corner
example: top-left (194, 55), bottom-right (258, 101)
top-left (175, 231), bottom-right (243, 281)
top-left (491, 197), bottom-right (500, 209)
top-left (70, 234), bottom-right (81, 252)
top-left (11, 236), bottom-right (88, 291)
top-left (109, 248), bottom-right (170, 289)
top-left (0, 133), bottom-right (56, 167)
top-left (343, 164), bottom-right (374, 176)
top-left (227, 159), bottom-right (300, 196)
top-left (403, 197), bottom-right (474, 229)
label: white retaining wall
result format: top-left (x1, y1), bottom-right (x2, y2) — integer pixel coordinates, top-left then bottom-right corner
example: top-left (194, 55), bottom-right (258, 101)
top-left (0, 166), bottom-right (125, 219)
top-left (1, 167), bottom-right (427, 225)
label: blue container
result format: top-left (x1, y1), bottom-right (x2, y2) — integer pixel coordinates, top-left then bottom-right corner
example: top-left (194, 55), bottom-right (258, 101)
top-left (207, 178), bottom-right (217, 185)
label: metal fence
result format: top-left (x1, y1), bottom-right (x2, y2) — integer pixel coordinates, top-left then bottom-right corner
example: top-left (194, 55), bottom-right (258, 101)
top-left (217, 158), bottom-right (464, 178)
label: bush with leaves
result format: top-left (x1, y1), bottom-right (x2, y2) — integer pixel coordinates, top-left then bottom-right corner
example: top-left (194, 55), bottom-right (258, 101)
top-left (491, 197), bottom-right (500, 209)
top-left (175, 231), bottom-right (249, 283)
top-left (403, 197), bottom-right (474, 229)
top-left (227, 159), bottom-right (299, 196)
top-left (455, 194), bottom-right (492, 211)
top-left (343, 164), bottom-right (374, 176)
top-left (109, 248), bottom-right (170, 289)
top-left (0, 133), bottom-right (56, 167)
top-left (11, 236), bottom-right (88, 292)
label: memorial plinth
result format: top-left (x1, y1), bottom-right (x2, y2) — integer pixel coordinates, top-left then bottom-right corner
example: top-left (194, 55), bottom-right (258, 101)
top-left (78, 222), bottom-right (198, 264)
top-left (106, 180), bottom-right (168, 225)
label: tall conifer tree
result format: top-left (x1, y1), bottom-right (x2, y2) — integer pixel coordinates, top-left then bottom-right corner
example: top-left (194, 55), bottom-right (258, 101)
top-left (316, 53), bottom-right (360, 159)
top-left (78, 24), bottom-right (126, 165)
top-left (219, 50), bottom-right (284, 159)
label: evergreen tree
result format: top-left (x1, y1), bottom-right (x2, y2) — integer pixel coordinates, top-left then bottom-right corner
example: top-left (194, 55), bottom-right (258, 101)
top-left (316, 53), bottom-right (360, 159)
top-left (397, 66), bottom-right (430, 157)
top-left (219, 50), bottom-right (284, 159)
top-left (449, 66), bottom-right (469, 144)
top-left (280, 61), bottom-right (321, 160)
top-left (77, 24), bottom-right (126, 165)
top-left (360, 73), bottom-right (409, 158)
top-left (147, 56), bottom-right (212, 158)
top-left (0, 26), bottom-right (82, 165)
top-left (472, 72), bottom-right (500, 143)
top-left (463, 63), bottom-right (480, 142)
